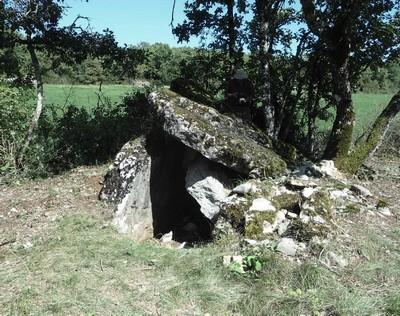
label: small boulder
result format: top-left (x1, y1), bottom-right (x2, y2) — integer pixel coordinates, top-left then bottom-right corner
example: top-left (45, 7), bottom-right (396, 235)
top-left (276, 238), bottom-right (298, 256)
top-left (185, 157), bottom-right (231, 220)
top-left (327, 251), bottom-right (348, 268)
top-left (232, 181), bottom-right (260, 196)
top-left (249, 198), bottom-right (276, 212)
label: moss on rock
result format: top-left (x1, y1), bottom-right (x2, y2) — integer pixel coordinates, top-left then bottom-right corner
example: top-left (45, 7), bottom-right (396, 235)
top-left (309, 190), bottom-right (333, 216)
top-left (272, 192), bottom-right (301, 212)
top-left (222, 198), bottom-right (251, 228)
top-left (284, 219), bottom-right (329, 242)
top-left (149, 90), bottom-right (287, 177)
top-left (245, 211), bottom-right (278, 240)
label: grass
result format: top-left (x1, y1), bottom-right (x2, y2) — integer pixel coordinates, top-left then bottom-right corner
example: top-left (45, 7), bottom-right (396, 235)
top-left (1, 213), bottom-right (400, 315)
top-left (317, 93), bottom-right (394, 141)
top-left (38, 85), bottom-right (394, 140)
top-left (42, 84), bottom-right (138, 113)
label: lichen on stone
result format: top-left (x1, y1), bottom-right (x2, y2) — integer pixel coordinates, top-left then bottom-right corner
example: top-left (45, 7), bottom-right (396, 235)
top-left (149, 90), bottom-right (287, 178)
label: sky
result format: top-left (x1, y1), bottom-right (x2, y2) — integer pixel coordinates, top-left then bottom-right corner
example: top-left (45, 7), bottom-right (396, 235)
top-left (62, 0), bottom-right (196, 47)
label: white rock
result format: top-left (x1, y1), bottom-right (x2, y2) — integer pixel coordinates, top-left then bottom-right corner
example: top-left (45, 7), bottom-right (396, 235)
top-left (232, 181), bottom-right (260, 195)
top-left (287, 212), bottom-right (298, 219)
top-left (312, 215), bottom-right (326, 225)
top-left (287, 179), bottom-right (308, 189)
top-left (299, 212), bottom-right (311, 223)
top-left (315, 160), bottom-right (344, 179)
top-left (378, 207), bottom-right (391, 216)
top-left (262, 221), bottom-right (275, 234)
top-left (277, 219), bottom-right (291, 236)
top-left (302, 187), bottom-right (318, 199)
top-left (258, 210), bottom-right (287, 235)
top-left (223, 255), bottom-right (243, 268)
top-left (186, 158), bottom-right (230, 220)
top-left (327, 251), bottom-right (348, 268)
top-left (243, 239), bottom-right (260, 246)
top-left (243, 239), bottom-right (273, 246)
top-left (160, 231), bottom-right (173, 242)
top-left (330, 189), bottom-right (349, 200)
top-left (222, 194), bottom-right (247, 205)
top-left (23, 241), bottom-right (33, 249)
top-left (288, 179), bottom-right (318, 190)
top-left (276, 238), bottom-right (298, 256)
top-left (249, 198), bottom-right (276, 212)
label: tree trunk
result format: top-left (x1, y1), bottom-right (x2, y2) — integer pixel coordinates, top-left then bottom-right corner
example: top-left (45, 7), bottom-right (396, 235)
top-left (256, 0), bottom-right (275, 136)
top-left (227, 0), bottom-right (236, 74)
top-left (337, 90), bottom-right (400, 173)
top-left (17, 43), bottom-right (44, 167)
top-left (323, 56), bottom-right (354, 161)
top-left (300, 0), bottom-right (358, 162)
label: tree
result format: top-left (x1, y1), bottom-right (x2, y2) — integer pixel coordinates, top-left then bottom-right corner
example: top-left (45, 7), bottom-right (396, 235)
top-left (337, 90), bottom-right (400, 173)
top-left (173, 0), bottom-right (247, 79)
top-left (300, 0), bottom-right (400, 162)
top-left (251, 0), bottom-right (285, 136)
top-left (1, 0), bottom-right (143, 166)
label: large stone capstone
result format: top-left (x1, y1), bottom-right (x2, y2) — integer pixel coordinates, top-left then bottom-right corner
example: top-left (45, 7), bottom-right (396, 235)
top-left (148, 90), bottom-right (287, 177)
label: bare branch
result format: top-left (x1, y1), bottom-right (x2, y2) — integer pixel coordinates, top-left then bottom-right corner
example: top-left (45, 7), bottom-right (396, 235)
top-left (69, 15), bottom-right (90, 31)
top-left (169, 0), bottom-right (177, 28)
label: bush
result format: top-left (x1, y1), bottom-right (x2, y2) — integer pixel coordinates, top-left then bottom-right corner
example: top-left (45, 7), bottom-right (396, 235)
top-left (0, 86), bottom-right (151, 179)
top-left (38, 89), bottom-right (152, 174)
top-left (0, 82), bottom-right (34, 176)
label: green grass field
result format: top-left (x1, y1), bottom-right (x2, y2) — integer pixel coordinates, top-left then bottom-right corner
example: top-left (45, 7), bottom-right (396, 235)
top-left (40, 84), bottom-right (394, 140)
top-left (43, 84), bottom-right (137, 110)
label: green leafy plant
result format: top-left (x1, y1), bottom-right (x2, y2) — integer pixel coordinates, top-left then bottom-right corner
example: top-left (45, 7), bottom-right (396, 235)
top-left (227, 255), bottom-right (267, 275)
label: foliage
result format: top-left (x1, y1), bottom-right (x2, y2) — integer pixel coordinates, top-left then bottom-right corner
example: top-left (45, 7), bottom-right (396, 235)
top-left (227, 255), bottom-right (267, 274)
top-left (0, 81), bottom-right (33, 175)
top-left (173, 0), bottom-right (247, 70)
top-left (38, 89), bottom-right (151, 174)
top-left (0, 86), bottom-right (151, 178)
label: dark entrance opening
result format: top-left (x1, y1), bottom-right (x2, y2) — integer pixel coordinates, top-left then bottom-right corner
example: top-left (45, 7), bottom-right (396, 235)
top-left (148, 131), bottom-right (213, 242)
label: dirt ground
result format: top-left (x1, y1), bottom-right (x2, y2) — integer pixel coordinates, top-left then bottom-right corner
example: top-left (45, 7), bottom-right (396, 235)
top-left (0, 165), bottom-right (111, 251)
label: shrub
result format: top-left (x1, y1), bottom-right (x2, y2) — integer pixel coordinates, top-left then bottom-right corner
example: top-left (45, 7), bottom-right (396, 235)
top-left (0, 82), bottom-right (34, 176)
top-left (0, 86), bottom-right (151, 179)
top-left (40, 89), bottom-right (151, 174)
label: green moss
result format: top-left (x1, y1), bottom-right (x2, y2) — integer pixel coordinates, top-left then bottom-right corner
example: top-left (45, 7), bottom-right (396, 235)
top-left (245, 211), bottom-right (277, 240)
top-left (223, 200), bottom-right (251, 228)
top-left (285, 220), bottom-right (329, 242)
top-left (258, 180), bottom-right (276, 198)
top-left (272, 193), bottom-right (301, 211)
top-left (223, 138), bottom-right (286, 177)
top-left (329, 179), bottom-right (349, 190)
top-left (345, 203), bottom-right (361, 214)
top-left (377, 199), bottom-right (388, 208)
top-left (161, 89), bottom-right (179, 99)
top-left (309, 190), bottom-right (333, 216)
top-left (335, 117), bottom-right (390, 174)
